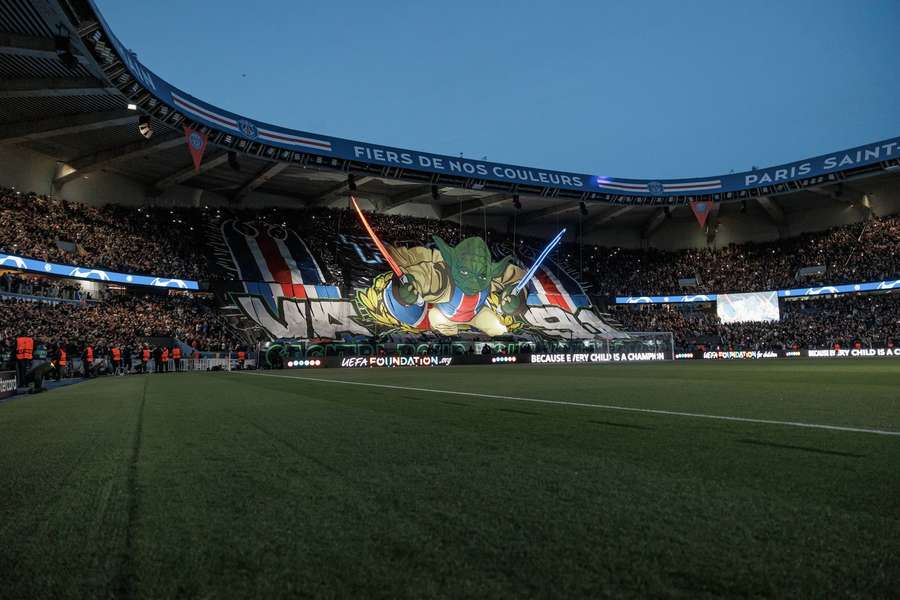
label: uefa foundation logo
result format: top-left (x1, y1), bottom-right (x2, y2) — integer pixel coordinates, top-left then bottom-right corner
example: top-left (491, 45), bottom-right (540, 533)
top-left (238, 119), bottom-right (258, 138)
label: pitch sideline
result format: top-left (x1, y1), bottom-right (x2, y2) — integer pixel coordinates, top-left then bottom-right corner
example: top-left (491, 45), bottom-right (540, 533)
top-left (233, 371), bottom-right (900, 438)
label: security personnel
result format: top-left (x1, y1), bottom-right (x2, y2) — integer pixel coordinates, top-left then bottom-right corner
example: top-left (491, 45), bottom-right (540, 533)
top-left (161, 347), bottom-right (169, 373)
top-left (171, 346), bottom-right (181, 372)
top-left (56, 344), bottom-right (67, 382)
top-left (82, 345), bottom-right (94, 378)
top-left (123, 345), bottom-right (133, 373)
top-left (152, 345), bottom-right (163, 373)
top-left (237, 349), bottom-right (246, 370)
top-left (141, 347), bottom-right (151, 374)
top-left (15, 336), bottom-right (34, 388)
top-left (111, 346), bottom-right (122, 373)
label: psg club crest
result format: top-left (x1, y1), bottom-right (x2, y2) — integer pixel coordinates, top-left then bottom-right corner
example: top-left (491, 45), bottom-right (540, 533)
top-left (690, 200), bottom-right (712, 228)
top-left (648, 181), bottom-right (663, 195)
top-left (238, 119), bottom-right (258, 138)
top-left (189, 131), bottom-right (204, 150)
top-left (182, 125), bottom-right (208, 172)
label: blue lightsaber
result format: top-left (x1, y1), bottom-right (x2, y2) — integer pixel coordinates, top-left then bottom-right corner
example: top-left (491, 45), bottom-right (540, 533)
top-left (512, 228), bottom-right (567, 294)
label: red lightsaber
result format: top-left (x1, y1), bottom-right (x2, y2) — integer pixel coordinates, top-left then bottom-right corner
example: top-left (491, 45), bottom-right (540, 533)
top-left (350, 195), bottom-right (403, 277)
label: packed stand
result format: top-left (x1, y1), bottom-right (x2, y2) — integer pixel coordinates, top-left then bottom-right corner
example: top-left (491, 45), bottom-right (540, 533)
top-left (4, 185), bottom-right (899, 299)
top-left (579, 215), bottom-right (900, 296)
top-left (0, 292), bottom-right (242, 360)
top-left (614, 293), bottom-right (900, 351)
top-left (1, 271), bottom-right (88, 301)
top-left (0, 187), bottom-right (210, 280)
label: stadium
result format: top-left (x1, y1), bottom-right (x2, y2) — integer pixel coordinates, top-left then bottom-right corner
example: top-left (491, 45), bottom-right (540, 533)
top-left (1, 1), bottom-right (898, 598)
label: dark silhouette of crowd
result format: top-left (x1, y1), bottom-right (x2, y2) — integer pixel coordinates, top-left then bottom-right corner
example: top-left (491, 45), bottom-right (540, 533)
top-left (614, 293), bottom-right (900, 351)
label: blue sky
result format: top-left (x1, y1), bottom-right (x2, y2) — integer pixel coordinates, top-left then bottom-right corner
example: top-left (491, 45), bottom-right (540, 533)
top-left (96, 0), bottom-right (900, 179)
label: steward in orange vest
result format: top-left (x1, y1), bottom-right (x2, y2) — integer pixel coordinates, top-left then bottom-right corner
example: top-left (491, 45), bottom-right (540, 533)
top-left (111, 347), bottom-right (122, 369)
top-left (141, 348), bottom-right (151, 374)
top-left (16, 336), bottom-right (34, 360)
top-left (83, 346), bottom-right (94, 378)
top-left (171, 347), bottom-right (181, 371)
top-left (161, 348), bottom-right (169, 373)
top-left (237, 350), bottom-right (246, 370)
top-left (55, 346), bottom-right (67, 382)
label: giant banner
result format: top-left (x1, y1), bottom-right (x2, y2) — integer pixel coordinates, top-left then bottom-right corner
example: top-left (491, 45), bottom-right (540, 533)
top-left (213, 219), bottom-right (623, 340)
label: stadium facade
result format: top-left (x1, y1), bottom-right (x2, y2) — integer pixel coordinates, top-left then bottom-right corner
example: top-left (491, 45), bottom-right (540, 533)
top-left (0, 0), bottom-right (898, 252)
top-left (0, 0), bottom-right (898, 354)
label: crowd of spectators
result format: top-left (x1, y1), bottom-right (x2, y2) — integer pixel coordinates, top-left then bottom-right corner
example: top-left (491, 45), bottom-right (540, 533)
top-left (0, 187), bottom-right (209, 280)
top-left (0, 292), bottom-right (242, 357)
top-left (4, 184), bottom-right (897, 298)
top-left (579, 215), bottom-right (900, 296)
top-left (3, 184), bottom-right (900, 354)
top-left (614, 293), bottom-right (900, 351)
top-left (1, 272), bottom-right (87, 301)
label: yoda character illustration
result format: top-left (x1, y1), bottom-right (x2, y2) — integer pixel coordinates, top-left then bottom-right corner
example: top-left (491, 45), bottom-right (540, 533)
top-left (379, 236), bottom-right (526, 336)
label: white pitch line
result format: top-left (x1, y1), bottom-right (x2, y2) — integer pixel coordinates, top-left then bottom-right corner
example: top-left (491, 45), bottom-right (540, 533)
top-left (237, 372), bottom-right (900, 438)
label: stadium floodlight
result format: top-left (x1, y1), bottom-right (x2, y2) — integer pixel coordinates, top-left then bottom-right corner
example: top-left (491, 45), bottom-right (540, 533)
top-left (137, 115), bottom-right (153, 140)
top-left (127, 103), bottom-right (138, 111)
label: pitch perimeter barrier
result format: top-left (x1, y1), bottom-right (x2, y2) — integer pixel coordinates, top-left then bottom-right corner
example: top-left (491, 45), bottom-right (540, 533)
top-left (0, 370), bottom-right (16, 399)
top-left (275, 350), bottom-right (672, 370)
top-left (676, 348), bottom-right (900, 360)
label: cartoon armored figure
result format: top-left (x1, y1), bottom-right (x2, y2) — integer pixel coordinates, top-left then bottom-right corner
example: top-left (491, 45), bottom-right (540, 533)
top-left (375, 236), bottom-right (526, 336)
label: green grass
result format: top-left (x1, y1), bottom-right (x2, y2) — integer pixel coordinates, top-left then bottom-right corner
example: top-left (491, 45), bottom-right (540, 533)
top-left (1, 360), bottom-right (898, 599)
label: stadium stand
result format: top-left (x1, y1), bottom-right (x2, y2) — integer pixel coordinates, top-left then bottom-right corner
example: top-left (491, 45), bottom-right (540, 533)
top-left (2, 186), bottom-right (899, 358)
top-left (613, 293), bottom-right (900, 351)
top-left (581, 214), bottom-right (900, 296)
top-left (0, 187), bottom-right (209, 280)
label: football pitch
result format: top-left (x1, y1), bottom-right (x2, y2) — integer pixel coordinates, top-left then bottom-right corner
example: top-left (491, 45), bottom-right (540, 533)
top-left (1, 361), bottom-right (898, 598)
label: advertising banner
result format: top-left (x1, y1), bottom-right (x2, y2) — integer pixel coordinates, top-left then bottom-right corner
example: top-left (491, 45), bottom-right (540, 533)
top-left (616, 279), bottom-right (900, 304)
top-left (0, 252), bottom-right (199, 290)
top-left (0, 371), bottom-right (16, 399)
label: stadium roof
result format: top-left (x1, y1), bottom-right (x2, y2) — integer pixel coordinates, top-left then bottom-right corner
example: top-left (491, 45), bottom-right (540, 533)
top-left (2, 0), bottom-right (900, 237)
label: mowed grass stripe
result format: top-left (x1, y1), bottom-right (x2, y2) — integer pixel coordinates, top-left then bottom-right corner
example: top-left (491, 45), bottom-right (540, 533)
top-left (2, 365), bottom-right (899, 598)
top-left (238, 371), bottom-right (900, 437)
top-left (247, 360), bottom-right (900, 432)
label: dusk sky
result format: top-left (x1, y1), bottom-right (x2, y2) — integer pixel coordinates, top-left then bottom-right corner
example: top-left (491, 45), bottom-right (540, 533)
top-left (96, 0), bottom-right (900, 179)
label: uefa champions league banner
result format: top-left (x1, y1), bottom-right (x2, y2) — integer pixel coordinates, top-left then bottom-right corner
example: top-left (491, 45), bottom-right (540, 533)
top-left (616, 279), bottom-right (900, 304)
top-left (0, 252), bottom-right (199, 290)
top-left (86, 0), bottom-right (900, 199)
